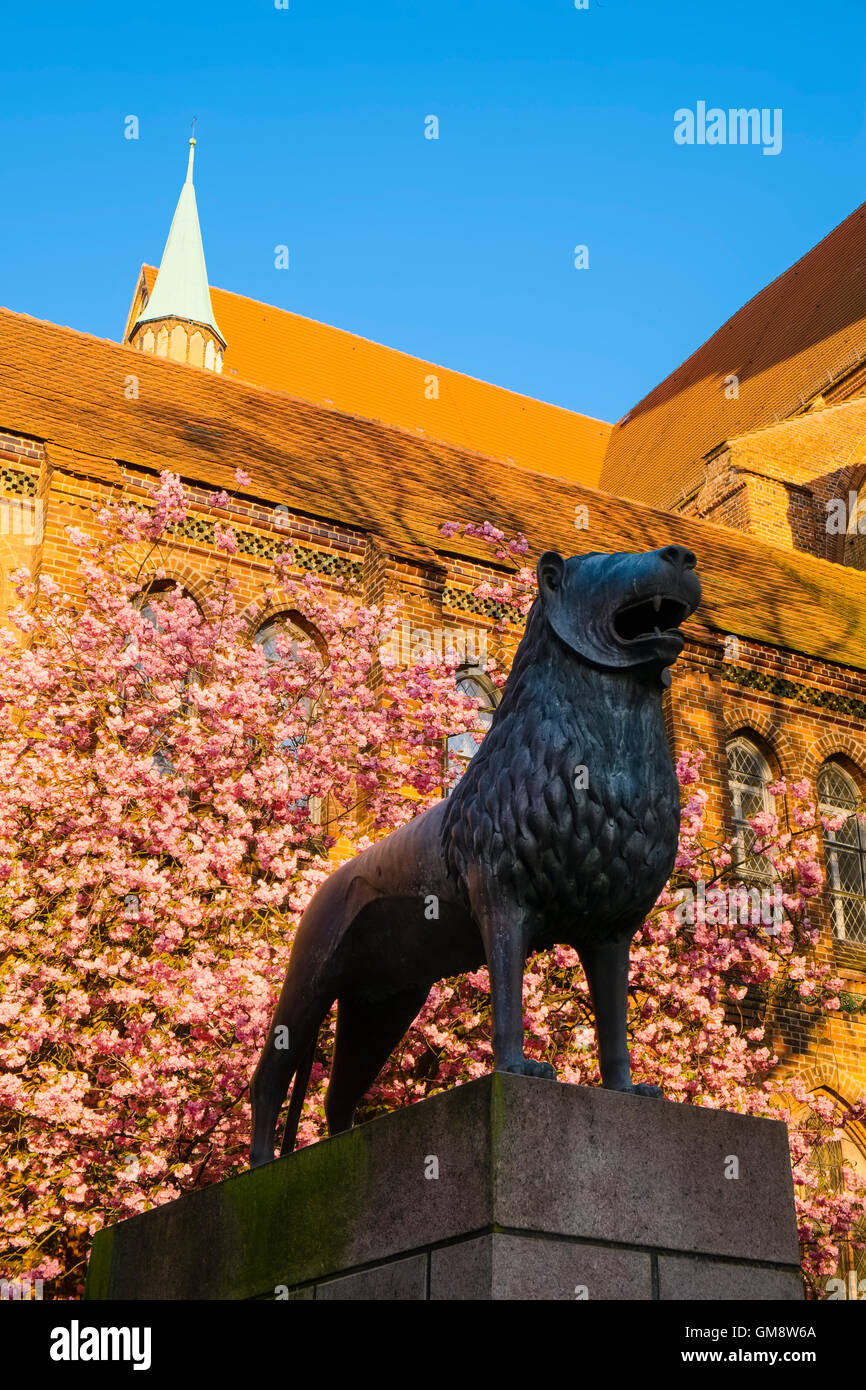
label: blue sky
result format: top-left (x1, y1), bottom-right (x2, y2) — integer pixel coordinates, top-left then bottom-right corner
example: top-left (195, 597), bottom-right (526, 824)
top-left (3, 0), bottom-right (866, 424)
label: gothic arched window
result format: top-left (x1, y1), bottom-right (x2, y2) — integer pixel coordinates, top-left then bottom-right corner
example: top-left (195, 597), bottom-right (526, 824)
top-left (253, 616), bottom-right (309, 666)
top-left (446, 671), bottom-right (497, 788)
top-left (253, 613), bottom-right (324, 823)
top-left (726, 736), bottom-right (774, 879)
top-left (818, 761), bottom-right (866, 945)
top-left (135, 581), bottom-right (201, 775)
top-left (139, 578), bottom-right (196, 627)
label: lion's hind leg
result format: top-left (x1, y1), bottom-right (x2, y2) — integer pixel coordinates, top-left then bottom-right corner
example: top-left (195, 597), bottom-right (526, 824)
top-left (250, 980), bottom-right (331, 1168)
top-left (325, 987), bottom-right (429, 1136)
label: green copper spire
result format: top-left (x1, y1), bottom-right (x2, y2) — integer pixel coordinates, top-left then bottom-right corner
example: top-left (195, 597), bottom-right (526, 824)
top-left (134, 138), bottom-right (224, 343)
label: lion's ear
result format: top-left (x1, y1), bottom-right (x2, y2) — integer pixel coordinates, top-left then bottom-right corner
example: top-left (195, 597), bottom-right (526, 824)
top-left (537, 551), bottom-right (565, 596)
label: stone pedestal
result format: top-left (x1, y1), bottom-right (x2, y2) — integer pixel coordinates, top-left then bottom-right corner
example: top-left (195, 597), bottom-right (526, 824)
top-left (85, 1074), bottom-right (803, 1300)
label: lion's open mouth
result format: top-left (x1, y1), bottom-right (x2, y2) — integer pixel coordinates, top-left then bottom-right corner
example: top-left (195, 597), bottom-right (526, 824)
top-left (613, 594), bottom-right (690, 643)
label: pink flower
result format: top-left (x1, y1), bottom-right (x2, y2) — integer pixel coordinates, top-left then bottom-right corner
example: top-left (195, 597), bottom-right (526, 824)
top-left (214, 524), bottom-right (238, 554)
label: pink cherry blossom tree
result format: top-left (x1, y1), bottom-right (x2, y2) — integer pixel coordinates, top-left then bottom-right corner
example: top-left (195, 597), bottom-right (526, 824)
top-left (0, 490), bottom-right (862, 1299)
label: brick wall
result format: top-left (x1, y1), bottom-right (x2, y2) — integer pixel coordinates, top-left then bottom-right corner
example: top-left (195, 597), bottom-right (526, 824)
top-left (683, 395), bottom-right (866, 570)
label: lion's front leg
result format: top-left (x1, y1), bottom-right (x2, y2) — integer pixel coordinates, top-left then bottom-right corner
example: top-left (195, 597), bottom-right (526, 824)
top-left (578, 931), bottom-right (662, 1097)
top-left (468, 870), bottom-right (556, 1080)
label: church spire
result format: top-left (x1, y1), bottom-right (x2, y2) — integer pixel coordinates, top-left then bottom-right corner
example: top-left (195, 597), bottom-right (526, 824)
top-left (128, 136), bottom-right (226, 372)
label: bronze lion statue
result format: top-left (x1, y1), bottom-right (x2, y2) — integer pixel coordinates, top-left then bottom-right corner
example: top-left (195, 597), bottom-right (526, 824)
top-left (250, 544), bottom-right (700, 1167)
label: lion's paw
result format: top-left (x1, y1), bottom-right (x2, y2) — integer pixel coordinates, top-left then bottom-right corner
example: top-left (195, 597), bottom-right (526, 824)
top-left (606, 1081), bottom-right (663, 1099)
top-left (501, 1059), bottom-right (557, 1080)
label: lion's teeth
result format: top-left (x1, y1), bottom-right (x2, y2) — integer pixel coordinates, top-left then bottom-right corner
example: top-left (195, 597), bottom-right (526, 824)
top-left (652, 594), bottom-right (662, 611)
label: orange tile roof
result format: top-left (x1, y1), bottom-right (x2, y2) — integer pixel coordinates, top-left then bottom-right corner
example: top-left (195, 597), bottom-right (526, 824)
top-left (725, 393), bottom-right (866, 487)
top-left (3, 307), bottom-right (866, 671)
top-left (123, 266), bottom-right (612, 490)
top-left (600, 200), bottom-right (866, 508)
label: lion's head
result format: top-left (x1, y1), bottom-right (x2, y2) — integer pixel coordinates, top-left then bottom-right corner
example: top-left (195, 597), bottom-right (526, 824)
top-left (536, 544), bottom-right (701, 673)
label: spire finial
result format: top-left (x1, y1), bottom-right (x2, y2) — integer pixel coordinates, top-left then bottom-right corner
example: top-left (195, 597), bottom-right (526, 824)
top-left (186, 120), bottom-right (197, 183)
